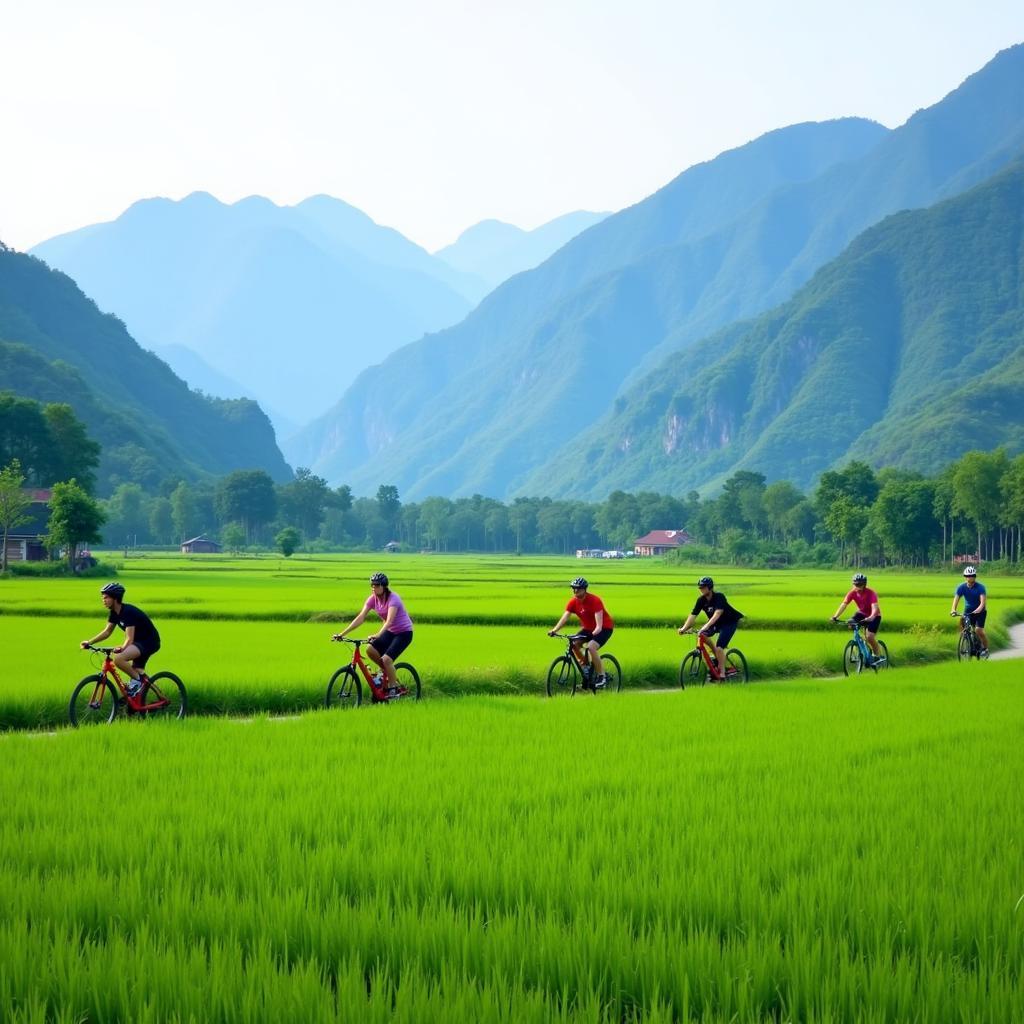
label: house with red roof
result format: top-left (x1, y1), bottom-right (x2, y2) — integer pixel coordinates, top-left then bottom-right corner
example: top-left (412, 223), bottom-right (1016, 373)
top-left (633, 529), bottom-right (691, 557)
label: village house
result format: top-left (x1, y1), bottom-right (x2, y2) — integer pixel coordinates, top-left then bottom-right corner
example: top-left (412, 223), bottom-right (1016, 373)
top-left (3, 488), bottom-right (50, 564)
top-left (180, 535), bottom-right (223, 554)
top-left (633, 529), bottom-right (691, 557)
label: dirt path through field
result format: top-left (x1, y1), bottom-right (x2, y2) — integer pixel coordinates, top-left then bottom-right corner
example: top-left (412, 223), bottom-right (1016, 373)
top-left (990, 622), bottom-right (1024, 660)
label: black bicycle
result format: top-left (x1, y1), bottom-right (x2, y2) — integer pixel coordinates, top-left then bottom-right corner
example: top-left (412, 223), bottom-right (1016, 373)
top-left (546, 633), bottom-right (622, 697)
top-left (953, 612), bottom-right (984, 661)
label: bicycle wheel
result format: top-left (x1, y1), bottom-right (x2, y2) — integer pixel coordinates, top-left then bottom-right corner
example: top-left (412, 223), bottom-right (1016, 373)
top-left (141, 671), bottom-right (187, 719)
top-left (723, 648), bottom-right (749, 682)
top-left (69, 674), bottom-right (118, 727)
top-left (392, 662), bottom-right (421, 701)
top-left (843, 639), bottom-right (864, 676)
top-left (600, 654), bottom-right (622, 692)
top-left (325, 666), bottom-right (362, 709)
top-left (546, 656), bottom-right (577, 697)
top-left (957, 632), bottom-right (978, 661)
top-left (679, 650), bottom-right (707, 689)
top-left (871, 640), bottom-right (890, 672)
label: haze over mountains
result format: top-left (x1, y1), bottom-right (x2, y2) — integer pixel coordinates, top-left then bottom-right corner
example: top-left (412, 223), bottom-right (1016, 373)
top-left (287, 43), bottom-right (1024, 499)
top-left (434, 211), bottom-right (609, 297)
top-left (29, 198), bottom-right (611, 434)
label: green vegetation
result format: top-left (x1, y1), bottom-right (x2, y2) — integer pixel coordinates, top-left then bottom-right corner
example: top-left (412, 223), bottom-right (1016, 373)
top-left (1, 660), bottom-right (1021, 1021)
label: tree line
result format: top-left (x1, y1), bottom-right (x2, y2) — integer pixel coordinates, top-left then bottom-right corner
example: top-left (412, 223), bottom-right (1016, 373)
top-left (1, 389), bottom-right (1021, 569)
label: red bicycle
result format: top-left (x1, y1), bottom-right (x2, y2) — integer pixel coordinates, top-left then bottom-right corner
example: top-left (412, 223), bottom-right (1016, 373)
top-left (678, 630), bottom-right (749, 687)
top-left (325, 637), bottom-right (421, 709)
top-left (69, 645), bottom-right (187, 726)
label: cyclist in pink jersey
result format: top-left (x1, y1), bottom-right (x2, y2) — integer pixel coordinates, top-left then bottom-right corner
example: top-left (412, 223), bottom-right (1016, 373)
top-left (831, 573), bottom-right (884, 664)
top-left (333, 572), bottom-right (413, 695)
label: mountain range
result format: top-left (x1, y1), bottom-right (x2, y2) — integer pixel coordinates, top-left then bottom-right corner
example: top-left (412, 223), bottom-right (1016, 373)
top-left (29, 196), bottom-right (614, 435)
top-left (0, 245), bottom-right (290, 492)
top-left (289, 43), bottom-right (1024, 499)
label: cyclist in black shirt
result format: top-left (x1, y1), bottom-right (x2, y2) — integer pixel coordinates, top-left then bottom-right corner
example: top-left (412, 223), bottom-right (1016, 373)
top-left (81, 582), bottom-right (161, 696)
top-left (677, 576), bottom-right (744, 671)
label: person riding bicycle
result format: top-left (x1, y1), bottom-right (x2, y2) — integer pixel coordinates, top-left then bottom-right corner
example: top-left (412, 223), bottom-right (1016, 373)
top-left (831, 573), bottom-right (884, 665)
top-left (677, 577), bottom-right (744, 675)
top-left (333, 573), bottom-right (414, 695)
top-left (80, 582), bottom-right (161, 696)
top-left (950, 565), bottom-right (989, 657)
top-left (548, 577), bottom-right (614, 690)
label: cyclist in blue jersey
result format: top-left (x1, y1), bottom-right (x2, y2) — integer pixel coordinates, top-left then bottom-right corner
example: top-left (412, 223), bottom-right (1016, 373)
top-left (950, 565), bottom-right (989, 658)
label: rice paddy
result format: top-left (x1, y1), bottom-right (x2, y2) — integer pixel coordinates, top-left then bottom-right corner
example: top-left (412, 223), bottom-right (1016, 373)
top-left (2, 554), bottom-right (1022, 1020)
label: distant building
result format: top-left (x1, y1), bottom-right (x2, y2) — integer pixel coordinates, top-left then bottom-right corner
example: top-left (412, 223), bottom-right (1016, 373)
top-left (384, 541), bottom-right (401, 553)
top-left (181, 535), bottom-right (222, 554)
top-left (3, 489), bottom-right (50, 563)
top-left (576, 548), bottom-right (605, 559)
top-left (633, 529), bottom-right (692, 557)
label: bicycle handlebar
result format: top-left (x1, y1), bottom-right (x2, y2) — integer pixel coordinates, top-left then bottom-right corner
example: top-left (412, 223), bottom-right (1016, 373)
top-left (82, 644), bottom-right (117, 654)
top-left (548, 631), bottom-right (590, 641)
top-left (331, 636), bottom-right (364, 645)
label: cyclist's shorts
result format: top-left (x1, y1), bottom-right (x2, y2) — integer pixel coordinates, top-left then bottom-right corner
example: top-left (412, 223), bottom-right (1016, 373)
top-left (370, 630), bottom-right (413, 660)
top-left (703, 622), bottom-right (738, 649)
top-left (967, 610), bottom-right (987, 628)
top-left (578, 628), bottom-right (613, 648)
top-left (852, 612), bottom-right (882, 633)
top-left (130, 642), bottom-right (159, 670)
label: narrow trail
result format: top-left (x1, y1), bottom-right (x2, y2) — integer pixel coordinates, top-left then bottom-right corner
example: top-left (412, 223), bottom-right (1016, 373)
top-left (990, 621), bottom-right (1024, 660)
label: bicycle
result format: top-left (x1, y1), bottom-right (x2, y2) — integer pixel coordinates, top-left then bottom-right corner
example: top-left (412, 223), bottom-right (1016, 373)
top-left (834, 619), bottom-right (889, 675)
top-left (325, 637), bottom-right (421, 709)
top-left (546, 632), bottom-right (622, 697)
top-left (952, 612), bottom-right (985, 661)
top-left (70, 645), bottom-right (187, 727)
top-left (678, 630), bottom-right (748, 687)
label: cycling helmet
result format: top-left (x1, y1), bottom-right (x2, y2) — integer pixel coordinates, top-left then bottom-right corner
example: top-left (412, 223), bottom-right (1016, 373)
top-left (697, 576), bottom-right (714, 588)
top-left (369, 572), bottom-right (389, 586)
top-left (570, 577), bottom-right (588, 589)
top-left (963, 565), bottom-right (977, 577)
top-left (100, 582), bottom-right (125, 598)
top-left (852, 573), bottom-right (867, 585)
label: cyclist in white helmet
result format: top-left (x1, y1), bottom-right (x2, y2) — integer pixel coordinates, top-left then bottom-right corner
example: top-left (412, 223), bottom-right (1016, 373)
top-left (950, 565), bottom-right (988, 657)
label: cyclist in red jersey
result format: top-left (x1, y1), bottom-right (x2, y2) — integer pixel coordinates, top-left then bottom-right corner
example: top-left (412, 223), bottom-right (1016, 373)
top-left (548, 577), bottom-right (615, 690)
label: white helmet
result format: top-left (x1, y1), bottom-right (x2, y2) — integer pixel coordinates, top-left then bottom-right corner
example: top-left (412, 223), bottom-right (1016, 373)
top-left (963, 565), bottom-right (977, 577)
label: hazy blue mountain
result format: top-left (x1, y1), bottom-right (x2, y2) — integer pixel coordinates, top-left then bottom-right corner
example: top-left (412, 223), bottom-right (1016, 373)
top-left (0, 246), bottom-right (290, 492)
top-left (526, 161), bottom-right (1024, 495)
top-left (435, 211), bottom-right (609, 297)
top-left (30, 193), bottom-right (475, 423)
top-left (293, 44), bottom-right (1024, 499)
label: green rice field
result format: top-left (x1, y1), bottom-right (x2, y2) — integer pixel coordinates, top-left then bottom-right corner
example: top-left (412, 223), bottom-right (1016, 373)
top-left (3, 553), bottom-right (1020, 728)
top-left (1, 661), bottom-right (1021, 1022)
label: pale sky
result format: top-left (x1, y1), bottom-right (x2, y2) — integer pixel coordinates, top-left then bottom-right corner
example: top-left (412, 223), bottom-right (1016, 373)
top-left (2, 0), bottom-right (1022, 253)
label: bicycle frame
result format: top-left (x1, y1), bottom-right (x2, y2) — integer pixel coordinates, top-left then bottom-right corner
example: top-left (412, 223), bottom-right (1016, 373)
top-left (334, 638), bottom-right (405, 702)
top-left (958, 614), bottom-right (982, 656)
top-left (690, 631), bottom-right (728, 681)
top-left (847, 622), bottom-right (873, 662)
top-left (83, 645), bottom-right (172, 713)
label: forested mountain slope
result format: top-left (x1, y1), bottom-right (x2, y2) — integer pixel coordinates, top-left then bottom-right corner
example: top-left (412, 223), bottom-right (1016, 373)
top-left (301, 44), bottom-right (1024, 499)
top-left (0, 246), bottom-right (290, 493)
top-left (293, 116), bottom-right (890, 486)
top-left (526, 162), bottom-right (1024, 496)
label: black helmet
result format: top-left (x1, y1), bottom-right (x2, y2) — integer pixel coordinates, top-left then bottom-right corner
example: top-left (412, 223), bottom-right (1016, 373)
top-left (697, 576), bottom-right (713, 588)
top-left (852, 573), bottom-right (867, 585)
top-left (100, 582), bottom-right (125, 598)
top-left (570, 577), bottom-right (588, 589)
top-left (369, 572), bottom-right (389, 586)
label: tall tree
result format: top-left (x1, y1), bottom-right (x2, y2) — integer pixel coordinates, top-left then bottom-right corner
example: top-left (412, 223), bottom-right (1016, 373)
top-left (171, 481), bottom-right (197, 542)
top-left (45, 479), bottom-right (105, 568)
top-left (215, 470), bottom-right (277, 544)
top-left (376, 484), bottom-right (402, 539)
top-left (0, 460), bottom-right (33, 572)
top-left (278, 468), bottom-right (329, 540)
